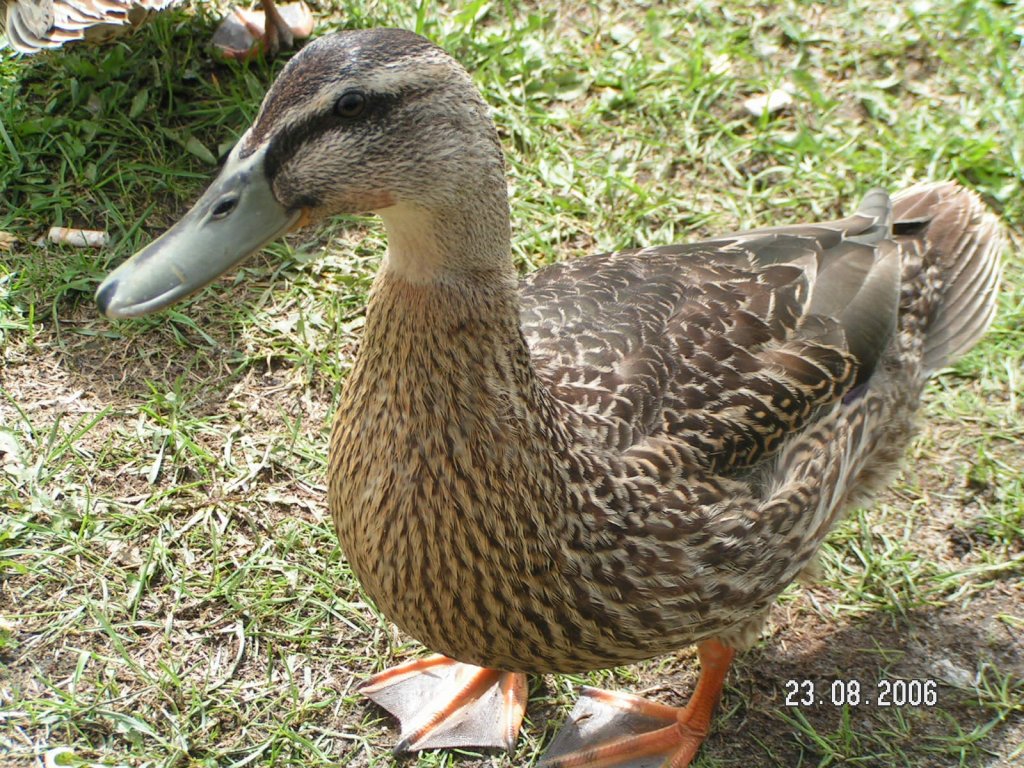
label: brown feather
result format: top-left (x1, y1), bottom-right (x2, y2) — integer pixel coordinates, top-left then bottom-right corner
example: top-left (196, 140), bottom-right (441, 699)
top-left (3, 0), bottom-right (177, 52)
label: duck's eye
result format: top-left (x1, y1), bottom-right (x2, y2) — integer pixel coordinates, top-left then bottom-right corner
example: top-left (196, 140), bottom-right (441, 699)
top-left (334, 90), bottom-right (367, 119)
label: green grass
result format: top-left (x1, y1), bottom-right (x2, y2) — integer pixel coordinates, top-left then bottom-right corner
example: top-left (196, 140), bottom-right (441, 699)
top-left (1, 1), bottom-right (1022, 767)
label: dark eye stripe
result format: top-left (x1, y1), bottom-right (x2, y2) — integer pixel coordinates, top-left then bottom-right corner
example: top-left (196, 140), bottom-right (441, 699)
top-left (256, 91), bottom-right (403, 184)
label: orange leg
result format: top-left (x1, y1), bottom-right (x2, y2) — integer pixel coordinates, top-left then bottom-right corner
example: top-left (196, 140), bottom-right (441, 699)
top-left (259, 0), bottom-right (293, 55)
top-left (541, 640), bottom-right (735, 768)
top-left (359, 654), bottom-right (528, 753)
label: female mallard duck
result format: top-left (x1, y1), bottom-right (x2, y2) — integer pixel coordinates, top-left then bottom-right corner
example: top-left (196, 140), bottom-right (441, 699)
top-left (3, 0), bottom-right (312, 57)
top-left (95, 29), bottom-right (1003, 768)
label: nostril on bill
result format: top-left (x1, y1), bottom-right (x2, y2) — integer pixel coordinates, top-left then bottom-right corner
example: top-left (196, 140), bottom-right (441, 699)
top-left (212, 197), bottom-right (239, 218)
top-left (95, 279), bottom-right (119, 314)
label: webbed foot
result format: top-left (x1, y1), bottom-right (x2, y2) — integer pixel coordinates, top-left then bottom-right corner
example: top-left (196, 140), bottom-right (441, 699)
top-left (212, 1), bottom-right (313, 60)
top-left (541, 640), bottom-right (735, 768)
top-left (360, 654), bottom-right (528, 753)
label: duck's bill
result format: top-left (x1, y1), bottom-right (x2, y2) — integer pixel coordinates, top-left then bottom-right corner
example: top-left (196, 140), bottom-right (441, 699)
top-left (95, 145), bottom-right (300, 319)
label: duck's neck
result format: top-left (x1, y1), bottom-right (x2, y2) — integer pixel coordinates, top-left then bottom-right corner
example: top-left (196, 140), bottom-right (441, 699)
top-left (371, 197), bottom-right (522, 340)
top-left (378, 187), bottom-right (513, 285)
top-left (350, 248), bottom-right (543, 438)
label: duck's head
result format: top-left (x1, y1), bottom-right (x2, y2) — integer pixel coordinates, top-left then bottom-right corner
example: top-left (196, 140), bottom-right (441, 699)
top-left (96, 28), bottom-right (511, 319)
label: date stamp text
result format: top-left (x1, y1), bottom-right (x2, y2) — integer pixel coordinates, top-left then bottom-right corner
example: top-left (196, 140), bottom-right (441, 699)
top-left (784, 679), bottom-right (939, 707)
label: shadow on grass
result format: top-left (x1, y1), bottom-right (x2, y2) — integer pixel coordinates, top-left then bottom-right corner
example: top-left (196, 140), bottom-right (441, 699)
top-left (704, 597), bottom-right (1019, 767)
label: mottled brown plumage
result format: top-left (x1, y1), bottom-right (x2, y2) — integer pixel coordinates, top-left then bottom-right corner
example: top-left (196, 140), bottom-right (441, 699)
top-left (3, 0), bottom-right (173, 50)
top-left (2, 0), bottom-right (311, 56)
top-left (95, 29), bottom-right (1004, 767)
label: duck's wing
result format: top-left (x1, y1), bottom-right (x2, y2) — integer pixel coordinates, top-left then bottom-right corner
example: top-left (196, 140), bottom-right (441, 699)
top-left (3, 0), bottom-right (177, 52)
top-left (520, 190), bottom-right (900, 472)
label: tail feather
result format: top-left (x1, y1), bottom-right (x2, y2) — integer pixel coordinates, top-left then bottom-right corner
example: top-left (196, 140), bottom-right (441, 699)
top-left (892, 182), bottom-right (1003, 373)
top-left (928, 231), bottom-right (1001, 368)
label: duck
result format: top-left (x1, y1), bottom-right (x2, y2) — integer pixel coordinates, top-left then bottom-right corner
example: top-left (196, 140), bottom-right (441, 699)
top-left (94, 28), bottom-right (1004, 768)
top-left (2, 0), bottom-right (313, 58)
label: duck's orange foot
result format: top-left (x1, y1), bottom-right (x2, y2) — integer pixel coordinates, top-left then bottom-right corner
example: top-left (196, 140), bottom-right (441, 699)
top-left (359, 654), bottom-right (528, 753)
top-left (212, 1), bottom-right (314, 60)
top-left (539, 688), bottom-right (705, 768)
top-left (540, 640), bottom-right (735, 768)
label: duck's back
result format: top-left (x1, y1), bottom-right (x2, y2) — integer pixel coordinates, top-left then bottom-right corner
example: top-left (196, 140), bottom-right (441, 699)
top-left (520, 183), bottom-right (1001, 477)
top-left (4, 0), bottom-right (176, 52)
